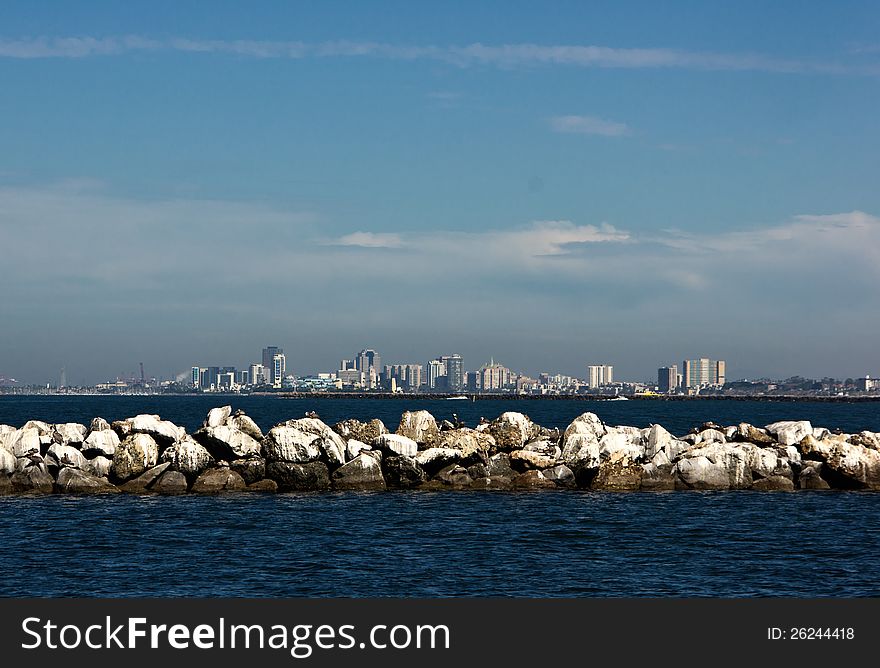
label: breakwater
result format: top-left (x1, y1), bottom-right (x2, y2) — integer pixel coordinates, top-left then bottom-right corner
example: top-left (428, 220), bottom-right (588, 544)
top-left (1, 407), bottom-right (879, 494)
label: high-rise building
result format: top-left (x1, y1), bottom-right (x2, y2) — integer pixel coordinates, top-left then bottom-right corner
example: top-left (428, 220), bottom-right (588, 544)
top-left (658, 365), bottom-right (678, 393)
top-left (191, 366), bottom-right (201, 388)
top-left (479, 359), bottom-right (512, 391)
top-left (441, 354), bottom-right (464, 392)
top-left (356, 349), bottom-right (381, 374)
top-left (586, 365), bottom-right (613, 388)
top-left (682, 358), bottom-right (726, 388)
top-left (272, 353), bottom-right (286, 389)
top-left (427, 359), bottom-right (446, 389)
top-left (262, 347), bottom-right (284, 385)
top-left (249, 363), bottom-right (268, 386)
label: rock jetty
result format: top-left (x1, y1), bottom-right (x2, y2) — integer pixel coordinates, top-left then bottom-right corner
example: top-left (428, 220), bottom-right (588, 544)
top-left (1, 408), bottom-right (878, 495)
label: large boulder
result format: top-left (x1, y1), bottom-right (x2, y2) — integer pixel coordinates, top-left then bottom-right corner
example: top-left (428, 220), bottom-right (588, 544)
top-left (542, 464), bottom-right (576, 488)
top-left (84, 456), bottom-right (113, 478)
top-left (414, 447), bottom-right (462, 476)
top-left (734, 423), bottom-right (775, 445)
top-left (437, 428), bottom-right (494, 463)
top-left (9, 428), bottom-right (42, 458)
top-left (592, 460), bottom-right (643, 491)
top-left (10, 466), bottom-right (54, 494)
top-left (345, 439), bottom-right (371, 460)
top-left (332, 452), bottom-right (386, 491)
top-left (111, 433), bottom-right (160, 482)
top-left (396, 411), bottom-right (439, 446)
top-left (640, 463), bottom-right (676, 491)
top-left (674, 456), bottom-right (733, 490)
top-left (382, 455), bottom-right (427, 489)
top-left (82, 429), bottom-right (120, 457)
top-left (510, 443), bottom-right (559, 471)
top-left (512, 469), bottom-right (557, 490)
top-left (598, 430), bottom-right (645, 464)
top-left (263, 418), bottom-right (345, 467)
top-left (434, 464), bottom-right (473, 488)
top-left (119, 463), bottom-right (172, 493)
top-left (205, 406), bottom-right (232, 428)
top-left (561, 413), bottom-right (605, 471)
top-left (676, 443), bottom-right (753, 489)
top-left (152, 470), bottom-right (189, 494)
top-left (797, 464), bottom-right (831, 490)
top-left (46, 444), bottom-right (88, 470)
top-left (194, 425), bottom-right (262, 460)
top-left (850, 431), bottom-right (880, 451)
top-left (822, 443), bottom-right (880, 490)
top-left (266, 461), bottom-right (330, 492)
top-left (55, 468), bottom-right (119, 494)
top-left (751, 476), bottom-right (795, 491)
top-left (765, 421), bottom-right (812, 447)
top-left (482, 412), bottom-right (540, 450)
top-left (161, 438), bottom-right (215, 478)
top-left (0, 448), bottom-right (17, 474)
top-left (53, 423), bottom-right (87, 446)
top-left (333, 418), bottom-right (387, 445)
top-left (191, 468), bottom-right (247, 493)
top-left (375, 433), bottom-right (418, 458)
top-left (231, 457), bottom-right (266, 485)
top-left (0, 424), bottom-right (16, 453)
top-left (129, 414), bottom-right (185, 445)
top-left (227, 412), bottom-right (264, 442)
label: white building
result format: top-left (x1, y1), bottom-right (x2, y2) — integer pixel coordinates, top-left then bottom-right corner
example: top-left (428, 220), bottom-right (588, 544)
top-left (586, 364), bottom-right (613, 388)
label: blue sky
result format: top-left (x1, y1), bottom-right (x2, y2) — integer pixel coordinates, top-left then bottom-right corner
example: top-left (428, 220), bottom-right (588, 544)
top-left (1, 1), bottom-right (879, 384)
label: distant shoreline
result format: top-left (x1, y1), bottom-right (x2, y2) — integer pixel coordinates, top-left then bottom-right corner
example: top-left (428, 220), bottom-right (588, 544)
top-left (2, 392), bottom-right (880, 403)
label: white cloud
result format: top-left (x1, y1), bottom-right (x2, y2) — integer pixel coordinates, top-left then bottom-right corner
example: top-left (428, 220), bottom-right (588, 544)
top-left (549, 115), bottom-right (631, 137)
top-left (0, 36), bottom-right (871, 75)
top-left (328, 232), bottom-right (405, 248)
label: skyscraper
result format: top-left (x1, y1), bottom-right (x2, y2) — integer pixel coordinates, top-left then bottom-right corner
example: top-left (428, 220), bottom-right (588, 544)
top-left (356, 349), bottom-right (381, 375)
top-left (682, 358), bottom-right (726, 388)
top-left (272, 353), bottom-right (286, 389)
top-left (658, 365), bottom-right (678, 393)
top-left (427, 359), bottom-right (446, 389)
top-left (441, 354), bottom-right (464, 392)
top-left (586, 365), bottom-right (613, 388)
top-left (262, 346), bottom-right (283, 385)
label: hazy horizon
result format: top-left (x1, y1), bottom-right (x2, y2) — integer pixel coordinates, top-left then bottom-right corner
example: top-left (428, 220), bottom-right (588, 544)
top-left (2, 2), bottom-right (879, 384)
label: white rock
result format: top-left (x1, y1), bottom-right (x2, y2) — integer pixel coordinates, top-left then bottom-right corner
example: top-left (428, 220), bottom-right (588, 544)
top-left (206, 406), bottom-right (233, 428)
top-left (202, 425), bottom-right (262, 458)
top-left (84, 456), bottom-right (113, 478)
top-left (674, 456), bottom-right (732, 490)
top-left (0, 425), bottom-right (15, 453)
top-left (53, 423), bottom-right (87, 446)
top-left (111, 433), bottom-right (160, 481)
top-left (765, 421), bottom-right (813, 446)
top-left (130, 414), bottom-right (185, 443)
top-left (375, 433), bottom-right (419, 458)
top-left (345, 439), bottom-right (371, 460)
top-left (0, 448), bottom-right (15, 474)
top-left (414, 447), bottom-right (461, 469)
top-left (599, 431), bottom-right (645, 464)
top-left (396, 410), bottom-right (440, 445)
top-left (10, 428), bottom-right (41, 458)
top-left (82, 429), bottom-right (120, 457)
top-left (699, 428), bottom-right (726, 444)
top-left (561, 413), bottom-right (605, 470)
top-left (161, 437), bottom-right (215, 476)
top-left (264, 426), bottom-right (322, 463)
top-left (47, 444), bottom-right (88, 469)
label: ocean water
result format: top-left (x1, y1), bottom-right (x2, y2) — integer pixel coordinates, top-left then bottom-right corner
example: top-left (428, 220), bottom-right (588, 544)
top-left (1, 492), bottom-right (878, 597)
top-left (1, 396), bottom-right (879, 598)
top-left (1, 394), bottom-right (879, 434)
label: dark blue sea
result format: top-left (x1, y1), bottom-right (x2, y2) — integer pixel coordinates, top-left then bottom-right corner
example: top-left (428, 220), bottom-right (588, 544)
top-left (2, 396), bottom-right (879, 598)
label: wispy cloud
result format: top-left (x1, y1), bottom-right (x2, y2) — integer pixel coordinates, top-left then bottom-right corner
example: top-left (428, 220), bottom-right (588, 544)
top-left (549, 115), bottom-right (631, 137)
top-left (327, 232), bottom-right (405, 248)
top-left (0, 35), bottom-right (875, 75)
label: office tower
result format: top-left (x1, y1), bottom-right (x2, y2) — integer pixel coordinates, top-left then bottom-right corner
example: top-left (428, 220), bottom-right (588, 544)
top-left (272, 353), bottom-right (286, 389)
top-left (356, 349), bottom-right (382, 375)
top-left (658, 365), bottom-right (678, 393)
top-left (479, 359), bottom-right (511, 391)
top-left (262, 346), bottom-right (283, 384)
top-left (682, 358), bottom-right (726, 388)
top-left (249, 363), bottom-right (267, 386)
top-left (427, 359), bottom-right (446, 389)
top-left (441, 354), bottom-right (464, 392)
top-left (340, 359), bottom-right (356, 371)
top-left (405, 363), bottom-right (423, 390)
top-left (586, 364), bottom-right (613, 389)
top-left (191, 367), bottom-right (201, 388)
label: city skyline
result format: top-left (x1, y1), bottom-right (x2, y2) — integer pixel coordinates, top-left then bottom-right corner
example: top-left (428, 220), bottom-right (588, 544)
top-left (2, 3), bottom-right (880, 384)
